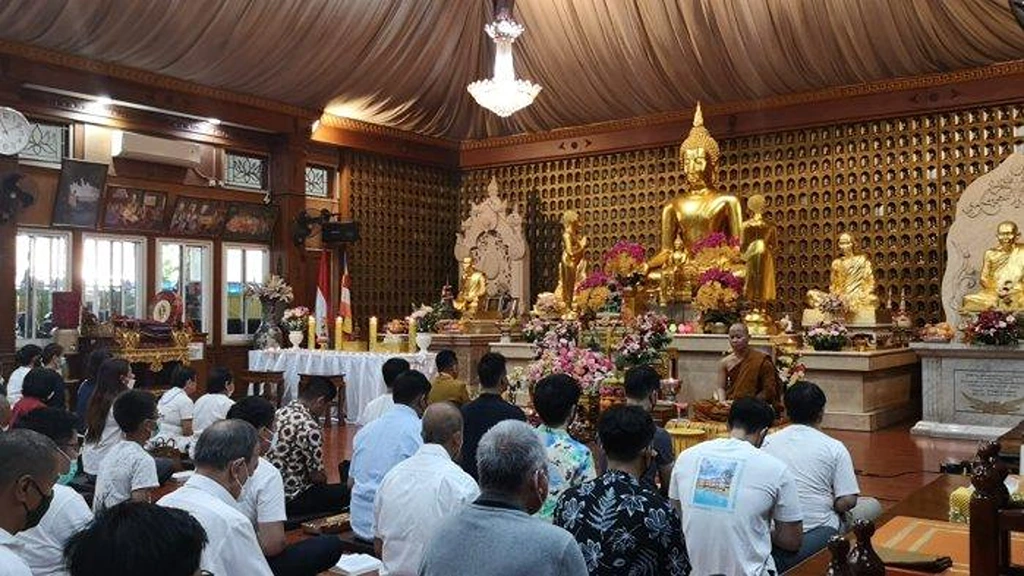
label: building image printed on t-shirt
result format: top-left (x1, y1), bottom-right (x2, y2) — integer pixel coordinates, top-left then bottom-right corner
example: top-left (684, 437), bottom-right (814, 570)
top-left (692, 457), bottom-right (742, 511)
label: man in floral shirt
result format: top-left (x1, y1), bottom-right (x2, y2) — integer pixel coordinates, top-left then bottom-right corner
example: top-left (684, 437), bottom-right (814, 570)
top-left (554, 406), bottom-right (690, 576)
top-left (533, 374), bottom-right (596, 521)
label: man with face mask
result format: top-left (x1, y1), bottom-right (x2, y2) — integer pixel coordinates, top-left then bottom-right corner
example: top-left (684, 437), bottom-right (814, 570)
top-left (93, 391), bottom-right (160, 513)
top-left (373, 402), bottom-right (479, 575)
top-left (420, 420), bottom-right (587, 576)
top-left (0, 429), bottom-right (60, 576)
top-left (532, 374), bottom-right (595, 521)
top-left (670, 397), bottom-right (803, 576)
top-left (158, 419), bottom-right (272, 576)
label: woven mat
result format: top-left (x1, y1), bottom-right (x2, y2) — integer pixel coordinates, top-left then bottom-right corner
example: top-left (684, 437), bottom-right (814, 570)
top-left (875, 515), bottom-right (1024, 574)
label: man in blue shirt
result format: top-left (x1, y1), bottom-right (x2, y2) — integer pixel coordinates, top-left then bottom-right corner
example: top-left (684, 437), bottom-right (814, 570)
top-left (349, 370), bottom-right (431, 541)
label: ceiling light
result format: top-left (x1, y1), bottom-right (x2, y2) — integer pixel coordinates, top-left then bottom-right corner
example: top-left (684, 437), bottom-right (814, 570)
top-left (207, 118), bottom-right (221, 125)
top-left (467, 6), bottom-right (541, 117)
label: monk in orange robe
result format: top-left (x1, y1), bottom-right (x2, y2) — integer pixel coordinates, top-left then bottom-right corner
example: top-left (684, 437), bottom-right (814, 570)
top-left (693, 323), bottom-right (783, 422)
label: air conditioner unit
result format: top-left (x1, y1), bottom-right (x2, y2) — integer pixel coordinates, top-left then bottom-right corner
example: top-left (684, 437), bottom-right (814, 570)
top-left (111, 131), bottom-right (202, 169)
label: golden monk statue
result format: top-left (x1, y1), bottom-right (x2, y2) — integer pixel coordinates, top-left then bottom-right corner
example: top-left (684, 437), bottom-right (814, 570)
top-left (961, 221), bottom-right (1024, 313)
top-left (554, 210), bottom-right (588, 312)
top-left (692, 323), bottom-right (783, 422)
top-left (646, 103), bottom-right (743, 288)
top-left (806, 232), bottom-right (880, 321)
top-left (454, 257), bottom-right (487, 320)
top-left (741, 195), bottom-right (778, 333)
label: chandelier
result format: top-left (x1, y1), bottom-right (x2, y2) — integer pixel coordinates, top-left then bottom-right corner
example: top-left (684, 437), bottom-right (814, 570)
top-left (467, 7), bottom-right (541, 117)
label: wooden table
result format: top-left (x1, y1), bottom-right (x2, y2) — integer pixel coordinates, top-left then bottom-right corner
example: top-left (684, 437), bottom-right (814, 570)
top-left (999, 420), bottom-right (1024, 470)
top-left (787, 474), bottom-right (968, 575)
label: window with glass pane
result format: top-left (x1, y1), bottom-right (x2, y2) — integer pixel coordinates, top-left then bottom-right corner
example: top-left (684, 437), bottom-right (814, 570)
top-left (82, 237), bottom-right (144, 322)
top-left (15, 231), bottom-right (69, 341)
top-left (225, 245), bottom-right (268, 338)
top-left (159, 241), bottom-right (210, 332)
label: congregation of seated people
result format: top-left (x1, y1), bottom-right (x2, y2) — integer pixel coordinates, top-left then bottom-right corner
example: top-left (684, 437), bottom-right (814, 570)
top-left (0, 340), bottom-right (886, 576)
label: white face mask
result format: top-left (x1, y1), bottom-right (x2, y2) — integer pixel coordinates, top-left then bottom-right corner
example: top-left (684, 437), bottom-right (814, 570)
top-left (125, 376), bottom-right (136, 389)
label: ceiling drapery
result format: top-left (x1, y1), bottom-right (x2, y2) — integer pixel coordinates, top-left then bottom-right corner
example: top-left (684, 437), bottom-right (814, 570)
top-left (0, 0), bottom-right (1020, 140)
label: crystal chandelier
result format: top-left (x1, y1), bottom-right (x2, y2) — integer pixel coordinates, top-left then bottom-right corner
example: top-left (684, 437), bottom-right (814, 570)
top-left (467, 7), bottom-right (541, 117)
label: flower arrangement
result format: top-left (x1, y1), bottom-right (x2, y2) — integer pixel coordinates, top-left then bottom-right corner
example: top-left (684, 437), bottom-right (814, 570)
top-left (805, 321), bottom-right (849, 351)
top-left (603, 241), bottom-right (647, 287)
top-left (775, 351), bottom-right (806, 389)
top-left (531, 292), bottom-right (566, 319)
top-left (816, 293), bottom-right (849, 319)
top-left (280, 306), bottom-right (310, 331)
top-left (694, 268), bottom-right (742, 326)
top-left (522, 318), bottom-right (580, 348)
top-left (525, 342), bottom-right (615, 396)
top-left (409, 304), bottom-right (440, 333)
top-left (575, 285), bottom-right (613, 317)
top-left (244, 275), bottom-right (294, 303)
top-left (963, 310), bottom-right (1020, 346)
top-left (614, 312), bottom-right (672, 370)
top-left (384, 318), bottom-right (408, 335)
top-left (690, 233), bottom-right (742, 277)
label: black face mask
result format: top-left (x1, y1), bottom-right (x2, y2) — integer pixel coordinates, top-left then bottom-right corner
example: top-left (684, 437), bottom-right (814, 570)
top-left (23, 479), bottom-right (53, 530)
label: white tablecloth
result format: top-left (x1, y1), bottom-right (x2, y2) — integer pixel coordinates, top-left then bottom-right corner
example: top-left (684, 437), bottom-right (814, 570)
top-left (248, 349), bottom-right (437, 422)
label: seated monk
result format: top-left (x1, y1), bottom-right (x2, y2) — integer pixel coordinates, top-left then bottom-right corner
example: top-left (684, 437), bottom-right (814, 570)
top-left (693, 322), bottom-right (784, 422)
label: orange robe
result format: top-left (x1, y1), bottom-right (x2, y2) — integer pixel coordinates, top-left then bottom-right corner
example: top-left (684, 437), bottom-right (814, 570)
top-left (693, 349), bottom-right (782, 422)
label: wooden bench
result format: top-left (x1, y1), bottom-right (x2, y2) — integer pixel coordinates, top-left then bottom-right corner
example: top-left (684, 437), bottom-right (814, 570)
top-left (970, 439), bottom-right (1024, 575)
top-left (239, 370), bottom-right (285, 407)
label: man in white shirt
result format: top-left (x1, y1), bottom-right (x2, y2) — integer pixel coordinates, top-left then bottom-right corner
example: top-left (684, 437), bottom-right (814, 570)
top-left (0, 429), bottom-right (60, 576)
top-left (94, 390), bottom-right (160, 512)
top-left (228, 397), bottom-right (343, 576)
top-left (6, 344), bottom-right (41, 405)
top-left (12, 409), bottom-right (93, 576)
top-left (350, 370), bottom-right (430, 541)
top-left (671, 397), bottom-right (803, 576)
top-left (193, 367), bottom-right (236, 439)
top-left (356, 358), bottom-right (409, 426)
top-left (374, 402), bottom-right (479, 575)
top-left (158, 419), bottom-right (273, 576)
top-left (763, 381), bottom-right (882, 572)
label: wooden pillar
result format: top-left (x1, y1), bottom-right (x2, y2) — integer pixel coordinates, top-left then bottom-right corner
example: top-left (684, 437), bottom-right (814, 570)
top-left (269, 129), bottom-right (311, 305)
top-left (0, 158), bottom-right (17, 369)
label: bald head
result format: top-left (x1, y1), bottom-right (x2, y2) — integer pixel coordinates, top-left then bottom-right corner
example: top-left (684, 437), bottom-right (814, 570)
top-left (422, 402), bottom-right (463, 446)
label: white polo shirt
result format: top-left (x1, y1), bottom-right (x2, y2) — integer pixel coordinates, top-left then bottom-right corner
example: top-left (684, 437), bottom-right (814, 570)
top-left (82, 409), bottom-right (121, 475)
top-left (374, 443), bottom-right (480, 576)
top-left (236, 457), bottom-right (287, 527)
top-left (0, 527), bottom-right (32, 576)
top-left (93, 440), bottom-right (160, 513)
top-left (357, 393), bottom-right (394, 426)
top-left (158, 474), bottom-right (273, 576)
top-left (14, 485), bottom-right (93, 576)
top-left (153, 387), bottom-right (194, 450)
top-left (193, 394), bottom-right (235, 438)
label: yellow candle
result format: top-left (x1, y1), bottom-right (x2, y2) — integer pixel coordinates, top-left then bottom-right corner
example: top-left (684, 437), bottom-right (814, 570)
top-left (334, 316), bottom-right (343, 351)
top-left (408, 320), bottom-right (417, 353)
top-left (369, 316), bottom-right (378, 350)
top-left (307, 316), bottom-right (316, 350)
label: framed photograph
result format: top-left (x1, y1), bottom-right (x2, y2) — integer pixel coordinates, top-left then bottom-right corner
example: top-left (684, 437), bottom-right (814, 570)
top-left (223, 203), bottom-right (278, 242)
top-left (168, 196), bottom-right (227, 237)
top-left (52, 158), bottom-right (108, 228)
top-left (103, 187), bottom-right (168, 232)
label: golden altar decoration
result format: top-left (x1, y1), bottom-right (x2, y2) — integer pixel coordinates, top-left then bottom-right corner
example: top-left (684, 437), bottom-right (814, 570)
top-left (740, 194), bottom-right (778, 334)
top-left (453, 256), bottom-right (488, 320)
top-left (960, 220), bottom-right (1024, 314)
top-left (110, 325), bottom-right (194, 372)
top-left (804, 232), bottom-right (888, 326)
top-left (553, 210), bottom-right (588, 315)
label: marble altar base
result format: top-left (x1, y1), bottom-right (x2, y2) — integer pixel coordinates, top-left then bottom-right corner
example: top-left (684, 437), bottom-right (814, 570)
top-left (430, 333), bottom-right (502, 390)
top-left (488, 341), bottom-right (535, 375)
top-left (911, 342), bottom-right (1024, 440)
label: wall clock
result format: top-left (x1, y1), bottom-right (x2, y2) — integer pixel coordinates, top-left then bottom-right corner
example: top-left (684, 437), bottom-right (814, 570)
top-left (0, 107), bottom-right (31, 156)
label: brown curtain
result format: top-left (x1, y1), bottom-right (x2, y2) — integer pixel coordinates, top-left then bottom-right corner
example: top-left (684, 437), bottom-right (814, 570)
top-left (0, 0), bottom-right (1019, 139)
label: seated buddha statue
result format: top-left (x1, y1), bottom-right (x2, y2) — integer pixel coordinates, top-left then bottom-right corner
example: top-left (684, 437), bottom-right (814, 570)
top-left (453, 257), bottom-right (487, 320)
top-left (646, 103), bottom-right (743, 291)
top-left (962, 221), bottom-right (1024, 313)
top-left (806, 232), bottom-right (881, 324)
top-left (692, 322), bottom-right (784, 423)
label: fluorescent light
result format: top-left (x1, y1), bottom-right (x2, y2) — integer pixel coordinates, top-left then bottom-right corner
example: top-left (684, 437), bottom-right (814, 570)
top-left (207, 118), bottom-right (221, 125)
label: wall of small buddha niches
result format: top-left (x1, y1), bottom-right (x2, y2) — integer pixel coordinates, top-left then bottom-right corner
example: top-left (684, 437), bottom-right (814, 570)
top-left (347, 151), bottom-right (459, 328)
top-left (461, 103), bottom-right (1024, 325)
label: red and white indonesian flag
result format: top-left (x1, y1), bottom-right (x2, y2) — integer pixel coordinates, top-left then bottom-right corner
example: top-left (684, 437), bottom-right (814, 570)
top-left (339, 252), bottom-right (353, 339)
top-left (315, 250), bottom-right (330, 342)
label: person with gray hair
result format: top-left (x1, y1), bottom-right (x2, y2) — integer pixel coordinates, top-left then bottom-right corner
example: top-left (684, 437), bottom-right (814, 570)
top-left (375, 402), bottom-right (479, 575)
top-left (0, 429), bottom-right (60, 576)
top-left (158, 420), bottom-right (272, 576)
top-left (419, 420), bottom-right (587, 576)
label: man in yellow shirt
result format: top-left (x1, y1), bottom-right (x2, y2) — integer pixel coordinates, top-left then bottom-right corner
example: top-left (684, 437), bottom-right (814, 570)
top-left (428, 350), bottom-right (470, 406)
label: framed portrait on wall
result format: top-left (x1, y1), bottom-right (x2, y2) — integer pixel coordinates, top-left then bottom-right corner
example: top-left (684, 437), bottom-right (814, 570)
top-left (103, 187), bottom-right (168, 232)
top-left (168, 196), bottom-right (227, 237)
top-left (223, 203), bottom-right (278, 242)
top-left (52, 158), bottom-right (108, 228)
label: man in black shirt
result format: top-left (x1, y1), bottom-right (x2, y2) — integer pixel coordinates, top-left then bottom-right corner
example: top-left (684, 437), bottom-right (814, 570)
top-left (601, 365), bottom-right (675, 495)
top-left (460, 352), bottom-right (526, 478)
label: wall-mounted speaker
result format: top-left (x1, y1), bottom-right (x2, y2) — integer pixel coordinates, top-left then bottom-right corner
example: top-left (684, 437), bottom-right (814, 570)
top-left (322, 221), bottom-right (359, 244)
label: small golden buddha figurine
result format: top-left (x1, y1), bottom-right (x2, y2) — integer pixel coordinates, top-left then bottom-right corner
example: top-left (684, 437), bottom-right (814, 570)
top-left (806, 233), bottom-right (880, 323)
top-left (741, 194), bottom-right (777, 334)
top-left (658, 237), bottom-right (689, 305)
top-left (961, 221), bottom-right (1024, 313)
top-left (554, 210), bottom-right (588, 313)
top-left (646, 103), bottom-right (743, 288)
top-left (454, 256), bottom-right (488, 320)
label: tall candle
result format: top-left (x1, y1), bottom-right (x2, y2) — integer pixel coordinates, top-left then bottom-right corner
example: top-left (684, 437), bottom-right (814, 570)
top-left (307, 316), bottom-right (316, 350)
top-left (369, 317), bottom-right (378, 351)
top-left (335, 316), bottom-right (343, 351)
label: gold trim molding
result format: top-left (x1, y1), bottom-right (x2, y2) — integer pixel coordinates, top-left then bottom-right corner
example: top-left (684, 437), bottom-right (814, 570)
top-left (319, 114), bottom-right (459, 150)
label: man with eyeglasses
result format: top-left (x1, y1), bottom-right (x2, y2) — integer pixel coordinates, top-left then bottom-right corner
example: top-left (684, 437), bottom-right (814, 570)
top-left (158, 419), bottom-right (273, 576)
top-left (0, 428), bottom-right (60, 576)
top-left (93, 390), bottom-right (160, 513)
top-left (12, 408), bottom-right (92, 576)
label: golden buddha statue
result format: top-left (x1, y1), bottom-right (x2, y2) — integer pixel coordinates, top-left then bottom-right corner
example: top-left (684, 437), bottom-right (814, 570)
top-left (961, 221), bottom-right (1024, 313)
top-left (806, 232), bottom-right (880, 323)
top-left (646, 103), bottom-right (743, 289)
top-left (658, 236), bottom-right (690, 305)
top-left (454, 256), bottom-right (487, 320)
top-left (741, 195), bottom-right (777, 334)
top-left (554, 210), bottom-right (588, 313)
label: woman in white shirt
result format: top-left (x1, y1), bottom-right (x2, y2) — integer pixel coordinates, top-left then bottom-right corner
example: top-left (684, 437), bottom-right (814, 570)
top-left (82, 359), bottom-right (135, 476)
top-left (6, 343), bottom-right (42, 404)
top-left (193, 367), bottom-right (235, 439)
top-left (152, 365), bottom-right (197, 452)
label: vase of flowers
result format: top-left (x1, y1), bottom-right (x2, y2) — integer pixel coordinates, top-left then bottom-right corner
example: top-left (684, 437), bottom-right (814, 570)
top-left (281, 306), bottom-right (309, 349)
top-left (963, 310), bottom-right (1020, 346)
top-left (806, 321), bottom-right (849, 351)
top-left (245, 275), bottom-right (294, 350)
top-left (574, 271), bottom-right (614, 321)
top-left (817, 293), bottom-right (849, 323)
top-left (524, 339), bottom-right (614, 442)
top-left (603, 241), bottom-right (647, 288)
top-left (614, 312), bottom-right (672, 371)
top-left (695, 268), bottom-right (743, 332)
top-left (409, 304), bottom-right (439, 352)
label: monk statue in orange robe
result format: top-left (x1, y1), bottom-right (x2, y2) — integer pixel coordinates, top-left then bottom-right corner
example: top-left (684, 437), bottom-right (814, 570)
top-left (693, 322), bottom-right (783, 422)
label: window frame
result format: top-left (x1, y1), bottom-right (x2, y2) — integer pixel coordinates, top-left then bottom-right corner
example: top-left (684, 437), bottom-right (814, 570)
top-left (304, 164), bottom-right (333, 198)
top-left (15, 228), bottom-right (72, 346)
top-left (18, 120), bottom-right (72, 169)
top-left (80, 232), bottom-right (148, 323)
top-left (222, 150), bottom-right (270, 192)
top-left (156, 238), bottom-right (214, 341)
top-left (221, 242), bottom-right (271, 344)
